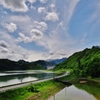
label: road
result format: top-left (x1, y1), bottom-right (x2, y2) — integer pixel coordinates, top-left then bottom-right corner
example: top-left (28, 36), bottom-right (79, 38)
top-left (0, 72), bottom-right (69, 92)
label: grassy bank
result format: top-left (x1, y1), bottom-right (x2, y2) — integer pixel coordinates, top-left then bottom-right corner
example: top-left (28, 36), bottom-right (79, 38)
top-left (59, 72), bottom-right (100, 83)
top-left (60, 73), bottom-right (100, 99)
top-left (0, 72), bottom-right (100, 100)
top-left (0, 80), bottom-right (65, 100)
top-left (59, 73), bottom-right (79, 83)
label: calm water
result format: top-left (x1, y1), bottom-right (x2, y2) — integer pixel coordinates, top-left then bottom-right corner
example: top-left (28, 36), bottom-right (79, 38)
top-left (49, 85), bottom-right (97, 100)
top-left (48, 77), bottom-right (100, 100)
top-left (0, 70), bottom-right (54, 87)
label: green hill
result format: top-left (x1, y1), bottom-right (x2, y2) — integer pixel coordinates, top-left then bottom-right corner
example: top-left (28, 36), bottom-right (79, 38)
top-left (54, 46), bottom-right (100, 77)
top-left (0, 59), bottom-right (50, 71)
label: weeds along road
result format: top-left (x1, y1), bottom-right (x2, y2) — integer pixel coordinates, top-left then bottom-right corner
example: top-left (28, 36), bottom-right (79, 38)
top-left (0, 72), bottom-right (69, 92)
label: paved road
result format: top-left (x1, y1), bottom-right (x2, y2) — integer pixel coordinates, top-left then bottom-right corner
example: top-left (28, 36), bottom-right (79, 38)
top-left (0, 72), bottom-right (69, 92)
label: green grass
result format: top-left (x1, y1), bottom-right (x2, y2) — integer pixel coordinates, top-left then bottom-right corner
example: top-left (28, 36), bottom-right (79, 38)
top-left (0, 86), bottom-right (34, 100)
top-left (59, 72), bottom-right (79, 83)
top-left (0, 80), bottom-right (65, 100)
top-left (26, 80), bottom-right (65, 100)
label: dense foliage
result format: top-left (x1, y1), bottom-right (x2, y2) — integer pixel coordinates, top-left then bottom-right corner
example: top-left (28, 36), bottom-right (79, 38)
top-left (54, 46), bottom-right (100, 77)
top-left (0, 59), bottom-right (53, 71)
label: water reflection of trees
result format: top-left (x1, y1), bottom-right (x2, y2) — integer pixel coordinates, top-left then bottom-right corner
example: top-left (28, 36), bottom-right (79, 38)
top-left (0, 73), bottom-right (53, 82)
top-left (74, 81), bottom-right (100, 99)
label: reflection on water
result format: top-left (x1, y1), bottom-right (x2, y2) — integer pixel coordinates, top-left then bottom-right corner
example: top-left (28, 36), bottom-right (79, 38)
top-left (0, 70), bottom-right (54, 87)
top-left (49, 85), bottom-right (96, 100)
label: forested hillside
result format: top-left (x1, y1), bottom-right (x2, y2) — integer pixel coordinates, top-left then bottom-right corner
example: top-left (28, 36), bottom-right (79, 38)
top-left (0, 59), bottom-right (52, 71)
top-left (54, 46), bottom-right (100, 77)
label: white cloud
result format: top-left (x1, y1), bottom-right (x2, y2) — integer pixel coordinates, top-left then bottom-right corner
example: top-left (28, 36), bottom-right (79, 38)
top-left (18, 33), bottom-right (32, 43)
top-left (38, 7), bottom-right (46, 13)
top-left (0, 40), bottom-right (9, 48)
top-left (40, 0), bottom-right (47, 3)
top-left (45, 12), bottom-right (59, 22)
top-left (3, 15), bottom-right (46, 39)
top-left (30, 29), bottom-right (43, 41)
top-left (0, 46), bottom-right (8, 53)
top-left (16, 29), bottom-right (44, 44)
top-left (4, 22), bottom-right (17, 33)
top-left (38, 0), bottom-right (81, 59)
top-left (27, 52), bottom-right (45, 61)
top-left (50, 4), bottom-right (55, 8)
top-left (27, 0), bottom-right (36, 3)
top-left (34, 21), bottom-right (47, 31)
top-left (0, 31), bottom-right (46, 61)
top-left (0, 0), bottom-right (28, 12)
top-left (0, 0), bottom-right (83, 61)
top-left (4, 15), bottom-right (32, 35)
top-left (9, 15), bottom-right (31, 22)
top-left (0, 31), bottom-right (29, 61)
top-left (64, 0), bottom-right (80, 25)
top-left (24, 36), bottom-right (32, 43)
top-left (47, 49), bottom-right (67, 59)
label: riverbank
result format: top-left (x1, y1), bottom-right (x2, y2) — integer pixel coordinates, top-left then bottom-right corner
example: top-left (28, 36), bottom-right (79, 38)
top-left (59, 73), bottom-right (100, 84)
top-left (0, 73), bottom-right (100, 100)
top-left (0, 80), bottom-right (65, 100)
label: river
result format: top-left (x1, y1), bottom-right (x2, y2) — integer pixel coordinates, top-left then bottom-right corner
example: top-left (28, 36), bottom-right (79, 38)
top-left (49, 81), bottom-right (100, 100)
top-left (0, 70), bottom-right (54, 87)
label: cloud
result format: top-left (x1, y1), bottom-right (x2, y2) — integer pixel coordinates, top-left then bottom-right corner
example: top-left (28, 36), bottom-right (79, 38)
top-left (27, 51), bottom-right (45, 61)
top-left (8, 15), bottom-right (31, 22)
top-left (38, 7), bottom-right (46, 13)
top-left (15, 29), bottom-right (44, 44)
top-left (3, 15), bottom-right (32, 35)
top-left (63, 0), bottom-right (80, 25)
top-left (0, 40), bottom-right (9, 48)
top-left (27, 0), bottom-right (36, 3)
top-left (19, 32), bottom-right (25, 38)
top-left (45, 12), bottom-right (59, 22)
top-left (34, 21), bottom-right (47, 32)
top-left (39, 0), bottom-right (81, 59)
top-left (40, 0), bottom-right (47, 3)
top-left (50, 4), bottom-right (55, 9)
top-left (0, 31), bottom-right (29, 61)
top-left (18, 32), bottom-right (32, 43)
top-left (0, 0), bottom-right (84, 61)
top-left (4, 22), bottom-right (17, 33)
top-left (0, 47), bottom-right (8, 53)
top-left (0, 0), bottom-right (28, 12)
top-left (3, 14), bottom-right (47, 35)
top-left (42, 49), bottom-right (68, 60)
top-left (0, 40), bottom-right (9, 53)
top-left (0, 31), bottom-right (46, 61)
top-left (30, 29), bottom-right (43, 41)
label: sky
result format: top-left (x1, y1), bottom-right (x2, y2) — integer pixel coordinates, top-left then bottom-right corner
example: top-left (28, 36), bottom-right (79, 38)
top-left (0, 0), bottom-right (100, 61)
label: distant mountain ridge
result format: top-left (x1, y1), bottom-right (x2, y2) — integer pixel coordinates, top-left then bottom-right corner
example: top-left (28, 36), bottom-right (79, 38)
top-left (0, 59), bottom-right (52, 71)
top-left (48, 58), bottom-right (67, 64)
top-left (0, 58), bottom-right (66, 71)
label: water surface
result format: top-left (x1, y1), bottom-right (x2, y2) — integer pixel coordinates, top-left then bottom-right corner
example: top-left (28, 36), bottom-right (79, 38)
top-left (0, 70), bottom-right (54, 87)
top-left (49, 85), bottom-right (97, 100)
